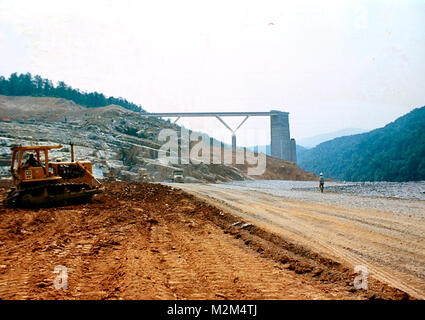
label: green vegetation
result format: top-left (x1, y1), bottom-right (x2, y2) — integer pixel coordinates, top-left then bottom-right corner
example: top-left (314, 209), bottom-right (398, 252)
top-left (297, 106), bottom-right (425, 181)
top-left (0, 72), bottom-right (143, 112)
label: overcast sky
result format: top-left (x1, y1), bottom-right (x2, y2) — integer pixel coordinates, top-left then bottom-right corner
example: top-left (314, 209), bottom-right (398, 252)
top-left (0, 0), bottom-right (424, 146)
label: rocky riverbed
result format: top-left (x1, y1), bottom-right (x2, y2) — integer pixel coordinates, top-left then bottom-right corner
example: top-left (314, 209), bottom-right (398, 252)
top-left (221, 180), bottom-right (425, 215)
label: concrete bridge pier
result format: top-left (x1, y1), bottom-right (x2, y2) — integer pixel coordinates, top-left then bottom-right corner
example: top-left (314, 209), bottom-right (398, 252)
top-left (270, 111), bottom-right (296, 163)
top-left (231, 134), bottom-right (236, 153)
top-left (140, 111), bottom-right (297, 163)
top-left (213, 115), bottom-right (249, 155)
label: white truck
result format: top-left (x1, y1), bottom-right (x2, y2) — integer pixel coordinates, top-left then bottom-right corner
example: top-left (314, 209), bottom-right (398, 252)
top-left (172, 170), bottom-right (184, 183)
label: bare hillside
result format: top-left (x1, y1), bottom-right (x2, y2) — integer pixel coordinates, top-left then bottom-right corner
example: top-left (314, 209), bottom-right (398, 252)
top-left (0, 95), bottom-right (316, 182)
top-left (0, 95), bottom-right (85, 122)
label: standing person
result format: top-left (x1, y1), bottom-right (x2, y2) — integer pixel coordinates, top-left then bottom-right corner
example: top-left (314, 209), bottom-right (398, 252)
top-left (319, 173), bottom-right (325, 193)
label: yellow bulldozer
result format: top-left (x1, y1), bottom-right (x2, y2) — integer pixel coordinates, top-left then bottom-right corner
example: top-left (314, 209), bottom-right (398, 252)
top-left (4, 144), bottom-right (104, 207)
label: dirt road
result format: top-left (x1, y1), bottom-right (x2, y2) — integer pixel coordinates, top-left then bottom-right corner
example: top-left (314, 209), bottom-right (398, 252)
top-left (172, 183), bottom-right (425, 299)
top-left (0, 181), bottom-right (410, 299)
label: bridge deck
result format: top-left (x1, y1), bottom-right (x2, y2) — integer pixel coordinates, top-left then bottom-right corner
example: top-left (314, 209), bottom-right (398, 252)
top-left (140, 111), bottom-right (285, 117)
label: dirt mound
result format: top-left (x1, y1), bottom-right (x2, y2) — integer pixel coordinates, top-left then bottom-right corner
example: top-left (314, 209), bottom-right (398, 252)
top-left (0, 95), bottom-right (131, 122)
top-left (0, 181), bottom-right (410, 299)
top-left (236, 155), bottom-right (317, 180)
top-left (0, 95), bottom-right (84, 122)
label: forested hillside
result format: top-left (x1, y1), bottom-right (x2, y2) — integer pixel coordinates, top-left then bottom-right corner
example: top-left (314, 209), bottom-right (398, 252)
top-left (297, 106), bottom-right (425, 182)
top-left (0, 73), bottom-right (143, 112)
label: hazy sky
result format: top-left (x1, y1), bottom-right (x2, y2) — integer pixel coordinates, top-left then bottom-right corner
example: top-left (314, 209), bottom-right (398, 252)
top-left (0, 0), bottom-right (424, 146)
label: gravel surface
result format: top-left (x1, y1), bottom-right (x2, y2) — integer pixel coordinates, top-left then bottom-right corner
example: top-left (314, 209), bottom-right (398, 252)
top-left (222, 180), bottom-right (425, 216)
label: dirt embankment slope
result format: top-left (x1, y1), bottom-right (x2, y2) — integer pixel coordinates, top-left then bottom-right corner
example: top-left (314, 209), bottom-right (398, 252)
top-left (0, 95), bottom-right (85, 122)
top-left (0, 181), bottom-right (409, 300)
top-left (242, 155), bottom-right (317, 181)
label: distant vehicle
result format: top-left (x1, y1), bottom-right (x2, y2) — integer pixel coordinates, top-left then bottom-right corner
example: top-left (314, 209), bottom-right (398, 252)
top-left (172, 170), bottom-right (184, 183)
top-left (138, 168), bottom-right (152, 182)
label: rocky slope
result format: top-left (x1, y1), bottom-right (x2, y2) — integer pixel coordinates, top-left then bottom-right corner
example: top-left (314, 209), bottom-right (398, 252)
top-left (0, 95), bottom-right (316, 182)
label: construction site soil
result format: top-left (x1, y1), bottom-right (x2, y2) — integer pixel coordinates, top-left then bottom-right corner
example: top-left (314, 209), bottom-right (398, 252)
top-left (0, 181), bottom-right (411, 300)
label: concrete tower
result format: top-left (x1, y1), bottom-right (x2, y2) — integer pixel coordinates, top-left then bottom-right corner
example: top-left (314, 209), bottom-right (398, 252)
top-left (290, 138), bottom-right (297, 163)
top-left (270, 111), bottom-right (296, 163)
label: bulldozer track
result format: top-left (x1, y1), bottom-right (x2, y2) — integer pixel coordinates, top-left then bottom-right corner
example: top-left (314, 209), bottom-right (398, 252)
top-left (4, 183), bottom-right (100, 207)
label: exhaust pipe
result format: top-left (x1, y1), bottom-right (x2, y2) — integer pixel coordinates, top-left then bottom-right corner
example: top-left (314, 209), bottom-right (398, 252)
top-left (70, 143), bottom-right (75, 162)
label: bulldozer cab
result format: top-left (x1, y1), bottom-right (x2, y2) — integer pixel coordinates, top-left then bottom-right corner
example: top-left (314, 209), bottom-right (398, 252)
top-left (10, 145), bottom-right (62, 185)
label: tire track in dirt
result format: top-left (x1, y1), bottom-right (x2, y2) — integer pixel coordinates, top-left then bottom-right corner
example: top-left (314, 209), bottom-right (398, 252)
top-left (174, 183), bottom-right (424, 299)
top-left (164, 209), bottom-right (339, 299)
top-left (0, 181), bottom-right (414, 300)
